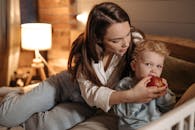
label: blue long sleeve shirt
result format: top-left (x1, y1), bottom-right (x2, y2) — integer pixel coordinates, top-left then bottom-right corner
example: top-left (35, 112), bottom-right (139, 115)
top-left (113, 77), bottom-right (176, 130)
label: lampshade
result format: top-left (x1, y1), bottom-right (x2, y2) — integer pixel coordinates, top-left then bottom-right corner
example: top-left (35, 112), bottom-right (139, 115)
top-left (76, 12), bottom-right (88, 25)
top-left (21, 23), bottom-right (52, 51)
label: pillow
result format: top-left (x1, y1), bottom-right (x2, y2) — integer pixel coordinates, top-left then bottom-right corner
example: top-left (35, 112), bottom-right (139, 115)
top-left (162, 56), bottom-right (195, 98)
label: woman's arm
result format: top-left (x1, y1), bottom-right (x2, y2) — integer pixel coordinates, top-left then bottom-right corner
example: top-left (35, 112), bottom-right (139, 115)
top-left (78, 75), bottom-right (166, 112)
top-left (110, 77), bottom-right (167, 105)
top-left (78, 75), bottom-right (115, 112)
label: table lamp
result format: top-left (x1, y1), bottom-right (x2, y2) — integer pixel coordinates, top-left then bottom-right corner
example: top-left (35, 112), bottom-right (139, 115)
top-left (21, 23), bottom-right (53, 85)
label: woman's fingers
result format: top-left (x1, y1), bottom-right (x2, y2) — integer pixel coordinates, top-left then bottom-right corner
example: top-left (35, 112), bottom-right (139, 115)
top-left (129, 77), bottom-right (167, 103)
top-left (149, 86), bottom-right (167, 98)
top-left (140, 76), bottom-right (151, 85)
top-left (131, 77), bottom-right (154, 103)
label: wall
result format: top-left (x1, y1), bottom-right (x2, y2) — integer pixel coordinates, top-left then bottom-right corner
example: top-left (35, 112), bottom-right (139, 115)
top-left (76, 0), bottom-right (195, 40)
top-left (17, 0), bottom-right (76, 75)
top-left (19, 0), bottom-right (38, 69)
top-left (38, 0), bottom-right (77, 73)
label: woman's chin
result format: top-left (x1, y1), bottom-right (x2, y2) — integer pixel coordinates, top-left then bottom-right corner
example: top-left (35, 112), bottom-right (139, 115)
top-left (116, 52), bottom-right (126, 56)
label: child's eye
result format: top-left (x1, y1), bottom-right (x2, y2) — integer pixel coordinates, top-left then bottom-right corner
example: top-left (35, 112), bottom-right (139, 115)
top-left (157, 65), bottom-right (163, 69)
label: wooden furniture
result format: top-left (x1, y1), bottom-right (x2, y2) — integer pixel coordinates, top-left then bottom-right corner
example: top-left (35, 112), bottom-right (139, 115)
top-left (146, 35), bottom-right (195, 64)
top-left (1, 34), bottom-right (194, 130)
top-left (25, 61), bottom-right (46, 85)
top-left (139, 97), bottom-right (195, 130)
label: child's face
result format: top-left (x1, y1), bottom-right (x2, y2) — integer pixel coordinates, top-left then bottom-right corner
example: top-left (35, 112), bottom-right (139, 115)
top-left (131, 50), bottom-right (165, 80)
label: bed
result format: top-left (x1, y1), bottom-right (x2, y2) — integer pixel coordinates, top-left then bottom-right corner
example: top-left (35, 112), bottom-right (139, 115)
top-left (0, 35), bottom-right (195, 130)
top-left (139, 97), bottom-right (195, 130)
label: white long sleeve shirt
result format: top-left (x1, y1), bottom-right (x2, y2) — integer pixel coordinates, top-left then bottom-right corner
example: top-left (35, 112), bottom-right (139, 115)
top-left (77, 55), bottom-right (121, 112)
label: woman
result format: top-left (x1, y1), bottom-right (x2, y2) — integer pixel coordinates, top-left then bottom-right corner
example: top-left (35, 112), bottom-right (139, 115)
top-left (0, 2), bottom-right (167, 130)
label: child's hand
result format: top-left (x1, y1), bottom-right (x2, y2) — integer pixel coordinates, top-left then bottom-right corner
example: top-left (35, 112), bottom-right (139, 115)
top-left (161, 78), bottom-right (168, 88)
top-left (159, 78), bottom-right (168, 96)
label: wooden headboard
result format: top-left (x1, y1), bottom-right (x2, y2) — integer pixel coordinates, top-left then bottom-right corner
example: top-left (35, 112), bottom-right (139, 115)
top-left (146, 35), bottom-right (195, 64)
top-left (146, 35), bottom-right (195, 97)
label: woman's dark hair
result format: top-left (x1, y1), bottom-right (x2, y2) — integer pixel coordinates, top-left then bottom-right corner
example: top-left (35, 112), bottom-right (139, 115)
top-left (68, 2), bottom-right (134, 87)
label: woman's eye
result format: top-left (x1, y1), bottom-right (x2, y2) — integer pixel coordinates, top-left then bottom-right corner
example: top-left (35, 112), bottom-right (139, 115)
top-left (112, 40), bottom-right (121, 44)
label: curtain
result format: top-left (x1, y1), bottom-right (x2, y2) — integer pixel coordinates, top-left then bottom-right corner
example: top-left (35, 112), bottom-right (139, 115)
top-left (0, 0), bottom-right (21, 86)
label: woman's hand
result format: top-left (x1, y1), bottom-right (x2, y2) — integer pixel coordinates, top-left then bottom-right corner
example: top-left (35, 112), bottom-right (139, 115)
top-left (110, 77), bottom-right (167, 105)
top-left (127, 77), bottom-right (167, 103)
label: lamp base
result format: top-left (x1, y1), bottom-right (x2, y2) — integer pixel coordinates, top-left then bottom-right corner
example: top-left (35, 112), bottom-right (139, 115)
top-left (25, 58), bottom-right (46, 85)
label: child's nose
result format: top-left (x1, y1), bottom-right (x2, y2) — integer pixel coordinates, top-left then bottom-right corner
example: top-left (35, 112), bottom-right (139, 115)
top-left (150, 67), bottom-right (156, 74)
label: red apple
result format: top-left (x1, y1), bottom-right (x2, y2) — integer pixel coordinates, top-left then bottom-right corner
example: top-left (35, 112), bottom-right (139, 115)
top-left (147, 76), bottom-right (165, 87)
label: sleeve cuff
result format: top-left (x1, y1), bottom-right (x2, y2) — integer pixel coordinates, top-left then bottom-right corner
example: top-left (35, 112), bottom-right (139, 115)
top-left (95, 87), bottom-right (115, 112)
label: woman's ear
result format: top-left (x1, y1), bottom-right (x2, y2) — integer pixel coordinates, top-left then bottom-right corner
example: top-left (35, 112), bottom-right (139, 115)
top-left (131, 60), bottom-right (136, 71)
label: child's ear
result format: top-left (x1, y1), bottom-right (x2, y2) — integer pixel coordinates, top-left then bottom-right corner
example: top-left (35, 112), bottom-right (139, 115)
top-left (131, 60), bottom-right (136, 71)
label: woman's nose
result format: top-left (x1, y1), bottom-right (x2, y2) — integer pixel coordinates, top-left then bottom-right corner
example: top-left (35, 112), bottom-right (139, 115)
top-left (122, 38), bottom-right (129, 47)
top-left (122, 43), bottom-right (127, 48)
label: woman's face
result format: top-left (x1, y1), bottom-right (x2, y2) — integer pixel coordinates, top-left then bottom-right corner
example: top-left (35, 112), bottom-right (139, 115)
top-left (103, 21), bottom-right (131, 56)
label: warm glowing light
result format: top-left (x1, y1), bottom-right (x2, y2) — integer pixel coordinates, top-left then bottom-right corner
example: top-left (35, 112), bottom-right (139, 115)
top-left (20, 23), bottom-right (56, 79)
top-left (21, 23), bottom-right (52, 51)
top-left (76, 12), bottom-right (88, 25)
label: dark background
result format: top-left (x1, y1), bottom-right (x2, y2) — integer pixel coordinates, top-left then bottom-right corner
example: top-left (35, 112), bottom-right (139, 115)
top-left (20, 0), bottom-right (38, 23)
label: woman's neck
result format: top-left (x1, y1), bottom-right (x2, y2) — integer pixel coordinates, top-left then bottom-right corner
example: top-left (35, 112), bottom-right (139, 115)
top-left (103, 53), bottom-right (114, 71)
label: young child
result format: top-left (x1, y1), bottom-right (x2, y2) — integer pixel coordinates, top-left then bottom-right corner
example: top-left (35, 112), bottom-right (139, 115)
top-left (113, 40), bottom-right (176, 130)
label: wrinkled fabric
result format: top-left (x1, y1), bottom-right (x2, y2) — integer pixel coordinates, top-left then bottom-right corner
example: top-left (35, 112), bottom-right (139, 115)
top-left (113, 77), bottom-right (176, 130)
top-left (0, 71), bottom-right (95, 130)
top-left (78, 55), bottom-right (120, 112)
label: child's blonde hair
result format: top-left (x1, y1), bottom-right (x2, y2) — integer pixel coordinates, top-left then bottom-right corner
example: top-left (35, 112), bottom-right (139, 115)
top-left (132, 40), bottom-right (170, 61)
